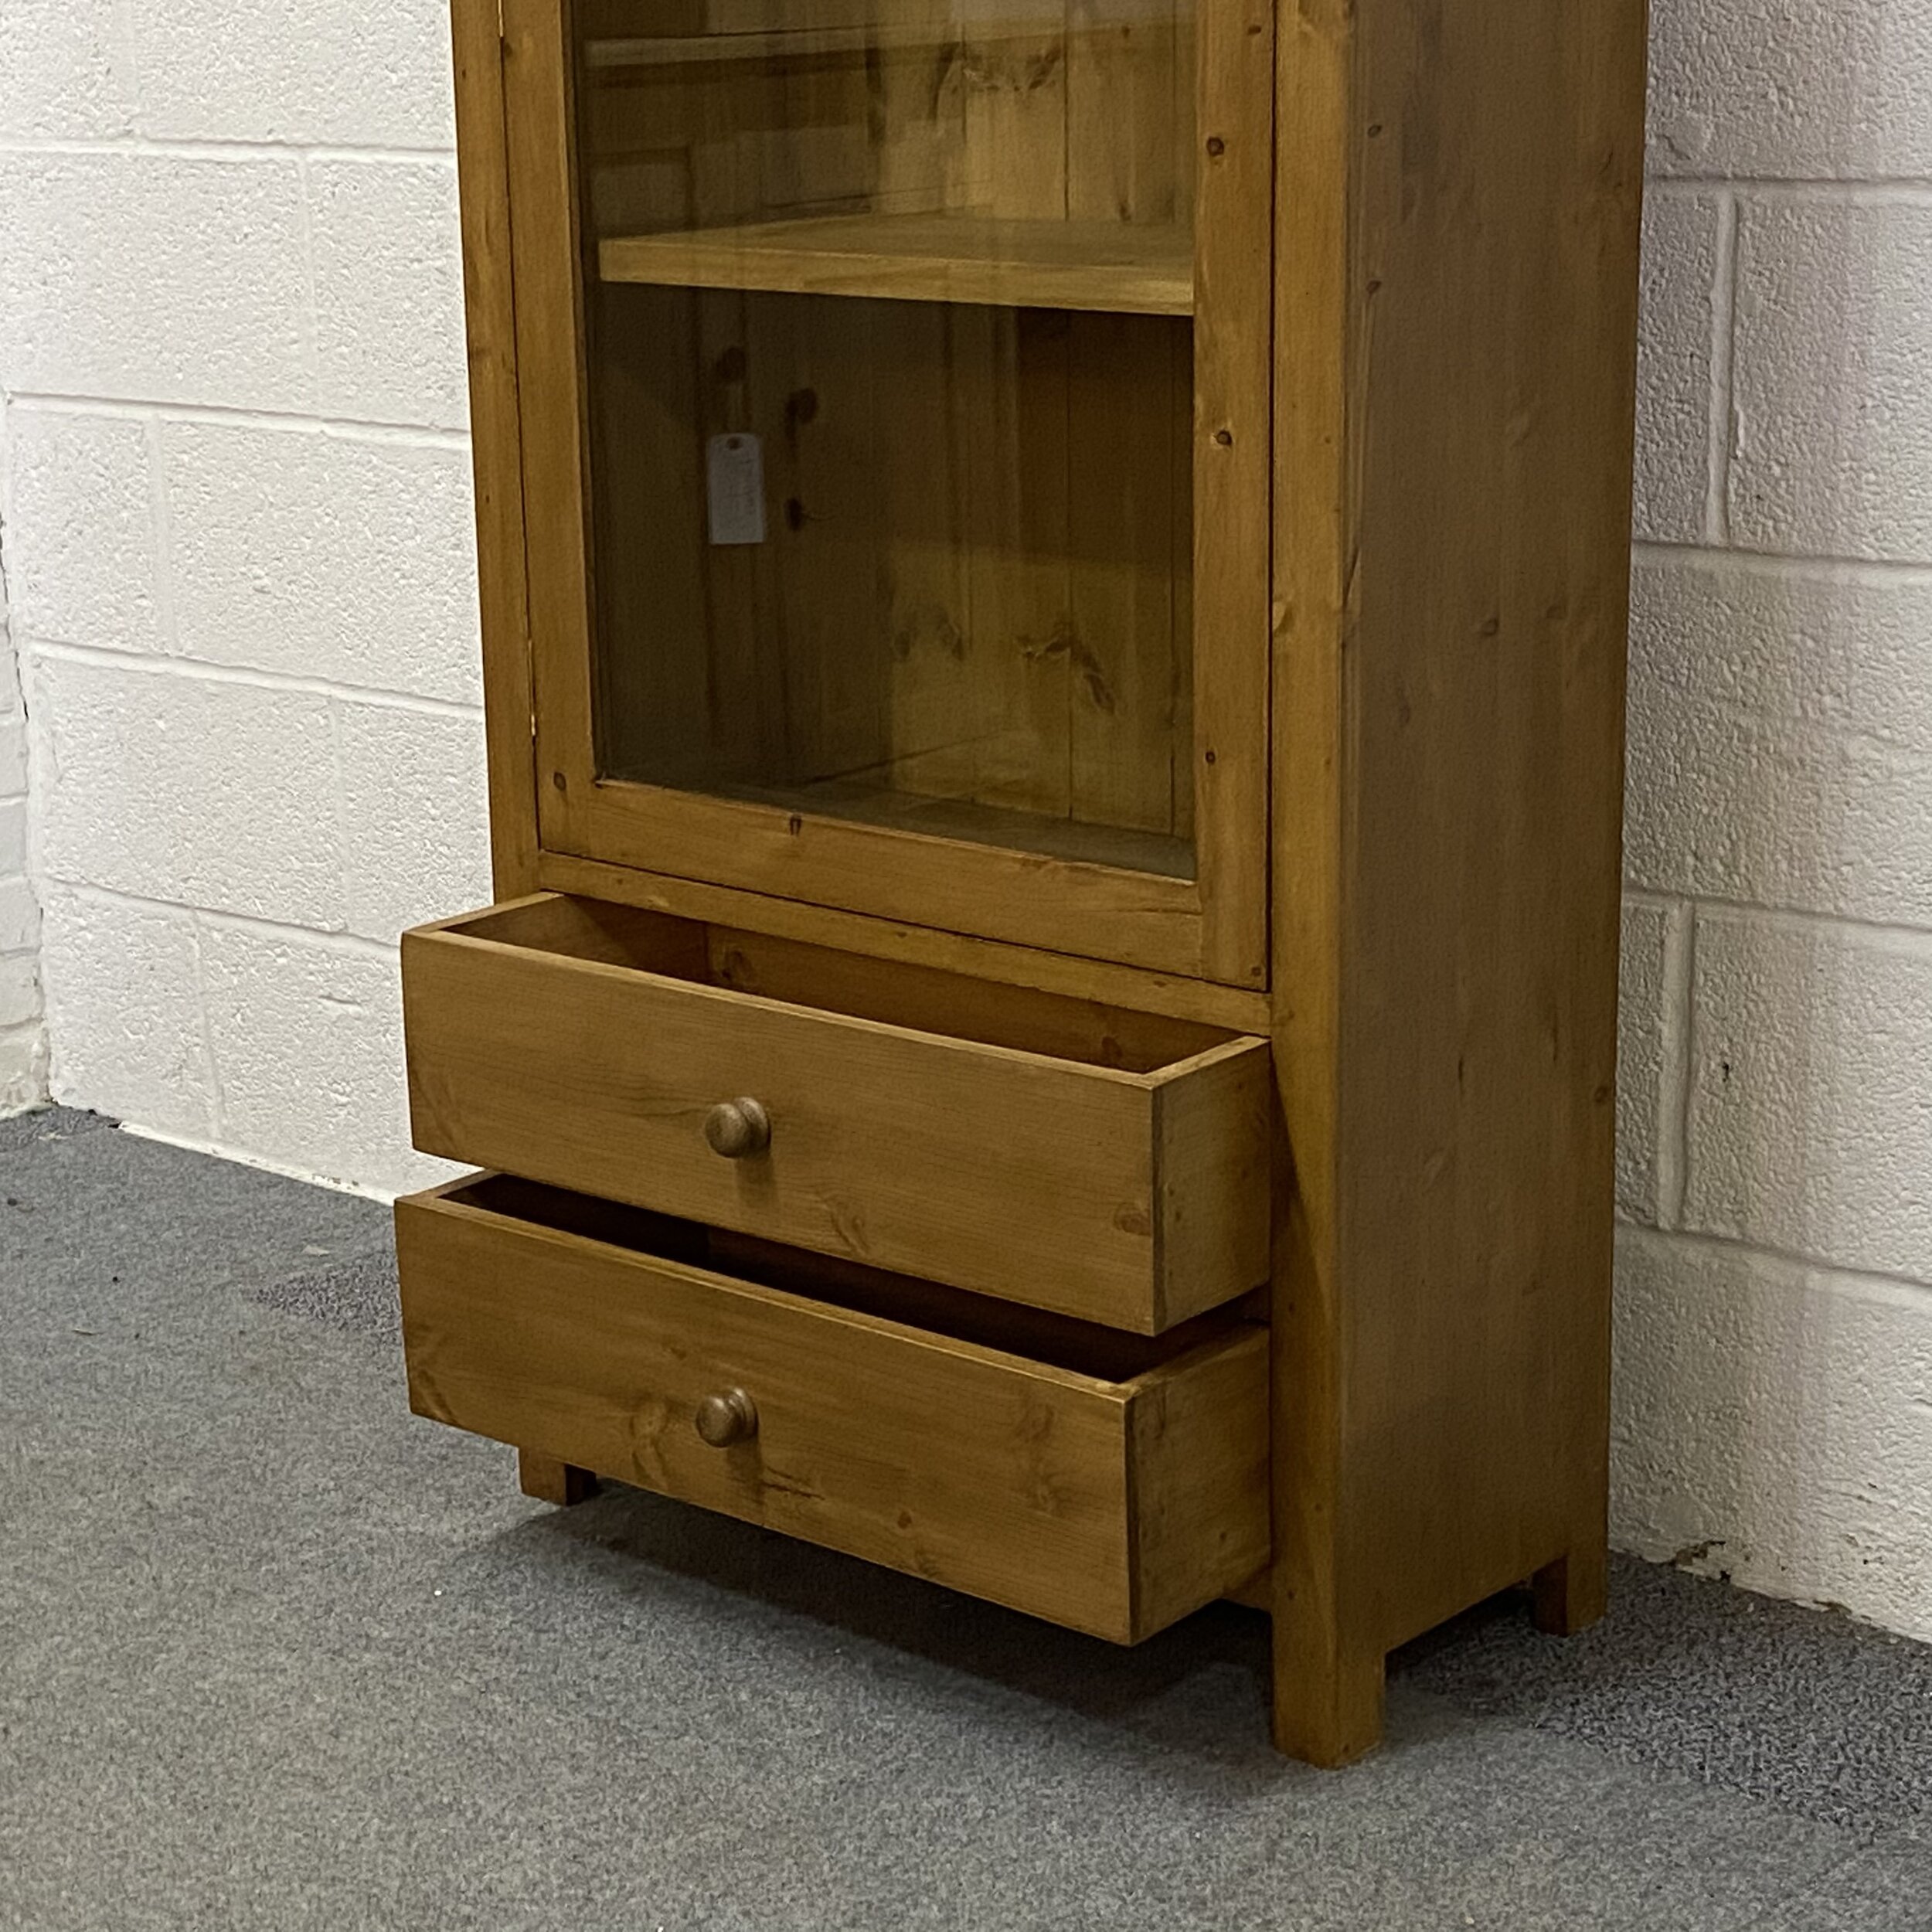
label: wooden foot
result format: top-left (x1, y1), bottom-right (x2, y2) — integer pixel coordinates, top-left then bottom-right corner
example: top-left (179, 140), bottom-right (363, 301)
top-left (1270, 1632), bottom-right (1386, 1767)
top-left (1530, 1543), bottom-right (1607, 1636)
top-left (518, 1448), bottom-right (598, 1506)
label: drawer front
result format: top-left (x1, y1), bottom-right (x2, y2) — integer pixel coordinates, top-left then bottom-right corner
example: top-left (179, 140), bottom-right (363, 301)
top-left (396, 1179), bottom-right (1270, 1644)
top-left (402, 898), bottom-right (1271, 1333)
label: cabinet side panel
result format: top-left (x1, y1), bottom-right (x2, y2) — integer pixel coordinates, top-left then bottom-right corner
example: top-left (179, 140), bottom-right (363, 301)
top-left (1274, 0), bottom-right (1648, 1692)
top-left (454, 0), bottom-right (541, 896)
top-left (1344, 0), bottom-right (1645, 1648)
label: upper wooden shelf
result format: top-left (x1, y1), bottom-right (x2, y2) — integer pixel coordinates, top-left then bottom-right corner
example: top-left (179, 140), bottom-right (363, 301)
top-left (587, 26), bottom-right (971, 69)
top-left (598, 215), bottom-right (1193, 318)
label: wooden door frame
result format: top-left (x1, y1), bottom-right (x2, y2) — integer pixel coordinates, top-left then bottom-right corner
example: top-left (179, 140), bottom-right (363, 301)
top-left (485, 0), bottom-right (1272, 988)
top-left (454, 0), bottom-right (543, 902)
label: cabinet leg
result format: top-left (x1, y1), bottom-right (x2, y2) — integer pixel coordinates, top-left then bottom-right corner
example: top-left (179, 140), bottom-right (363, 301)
top-left (518, 1448), bottom-right (598, 1506)
top-left (1270, 1628), bottom-right (1386, 1767)
top-left (1530, 1543), bottom-right (1607, 1636)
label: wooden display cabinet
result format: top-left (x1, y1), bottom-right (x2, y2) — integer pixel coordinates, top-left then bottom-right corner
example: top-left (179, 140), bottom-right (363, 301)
top-left (397, 0), bottom-right (1648, 1764)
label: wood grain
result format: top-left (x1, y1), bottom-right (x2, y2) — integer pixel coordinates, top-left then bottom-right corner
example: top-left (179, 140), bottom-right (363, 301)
top-left (403, 895), bottom-right (1271, 1332)
top-left (517, 1448), bottom-right (598, 1505)
top-left (601, 214), bottom-right (1193, 314)
top-left (1268, 0), bottom-right (1370, 1771)
top-left (1532, 1547), bottom-right (1610, 1637)
top-left (535, 850), bottom-right (1274, 1032)
top-left (587, 23), bottom-right (985, 70)
top-left (549, 777), bottom-right (1217, 981)
top-left (457, 1169), bottom-right (1267, 1383)
top-left (954, 304), bottom-right (1073, 826)
top-left (502, 0), bottom-right (600, 886)
top-left (1155, 1025), bottom-right (1275, 1326)
top-left (697, 923), bottom-right (1233, 1073)
top-left (1190, 0), bottom-right (1274, 988)
top-left (1130, 1324), bottom-right (1274, 1637)
top-left (397, 1175), bottom-right (1270, 1642)
top-left (452, 0), bottom-right (540, 898)
top-left (1266, 0), bottom-right (1647, 1764)
top-left (1066, 314), bottom-right (1188, 838)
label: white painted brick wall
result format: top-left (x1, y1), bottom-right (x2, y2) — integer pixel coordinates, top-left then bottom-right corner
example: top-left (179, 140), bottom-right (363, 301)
top-left (34, 886), bottom-right (213, 1138)
top-left (1731, 198), bottom-right (1932, 560)
top-left (2, 1), bottom-right (1930, 1642)
top-left (1626, 556), bottom-right (1932, 925)
top-left (0, 4), bottom-right (134, 141)
top-left (0, 316), bottom-right (47, 1103)
top-left (0, 0), bottom-right (481, 1187)
top-left (1616, 922), bottom-right (1663, 1219)
top-left (1633, 192), bottom-right (1720, 544)
top-left (1614, 1227), bottom-right (1932, 1632)
top-left (1685, 913), bottom-right (1932, 1282)
top-left (0, 605), bottom-right (47, 1108)
top-left (1649, 0), bottom-right (1932, 180)
top-left (129, 2), bottom-right (457, 148)
top-left (1619, 0), bottom-right (1932, 1638)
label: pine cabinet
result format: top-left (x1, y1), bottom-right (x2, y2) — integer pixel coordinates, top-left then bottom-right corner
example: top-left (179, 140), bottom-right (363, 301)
top-left (397, 0), bottom-right (1648, 1764)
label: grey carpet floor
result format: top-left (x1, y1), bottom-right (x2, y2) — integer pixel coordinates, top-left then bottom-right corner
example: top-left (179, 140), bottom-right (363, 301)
top-left (3, 1106), bottom-right (1929, 1930)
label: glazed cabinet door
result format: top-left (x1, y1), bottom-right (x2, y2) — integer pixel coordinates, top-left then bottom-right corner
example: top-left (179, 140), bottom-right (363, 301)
top-left (502, 0), bottom-right (1270, 986)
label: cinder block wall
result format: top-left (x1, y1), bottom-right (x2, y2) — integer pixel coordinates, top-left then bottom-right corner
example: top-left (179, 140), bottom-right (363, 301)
top-left (1, 3), bottom-right (1929, 1636)
top-left (0, 0), bottom-right (487, 1192)
top-left (1615, 2), bottom-right (1932, 1633)
top-left (0, 583), bottom-right (46, 1107)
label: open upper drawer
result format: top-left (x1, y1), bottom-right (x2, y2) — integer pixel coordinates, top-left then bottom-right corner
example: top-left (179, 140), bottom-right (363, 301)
top-left (402, 894), bottom-right (1270, 1334)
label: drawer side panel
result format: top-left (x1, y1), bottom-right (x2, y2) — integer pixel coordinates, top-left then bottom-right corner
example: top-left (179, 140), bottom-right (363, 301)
top-left (1127, 1331), bottom-right (1271, 1635)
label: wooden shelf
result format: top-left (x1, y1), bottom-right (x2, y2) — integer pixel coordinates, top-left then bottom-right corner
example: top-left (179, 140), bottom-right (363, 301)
top-left (624, 770), bottom-right (1197, 881)
top-left (586, 26), bottom-right (962, 69)
top-left (599, 215), bottom-right (1193, 317)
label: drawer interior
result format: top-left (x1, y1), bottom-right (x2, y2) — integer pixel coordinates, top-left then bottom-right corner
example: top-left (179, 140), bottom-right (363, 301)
top-left (445, 895), bottom-right (1247, 1074)
top-left (442, 1172), bottom-right (1265, 1386)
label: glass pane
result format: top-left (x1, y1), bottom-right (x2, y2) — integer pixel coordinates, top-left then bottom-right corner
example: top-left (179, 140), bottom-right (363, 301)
top-left (574, 0), bottom-right (1197, 878)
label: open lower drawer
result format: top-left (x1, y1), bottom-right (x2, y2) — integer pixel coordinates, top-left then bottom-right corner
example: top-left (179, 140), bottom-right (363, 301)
top-left (397, 1172), bottom-right (1270, 1644)
top-left (402, 893), bottom-right (1271, 1333)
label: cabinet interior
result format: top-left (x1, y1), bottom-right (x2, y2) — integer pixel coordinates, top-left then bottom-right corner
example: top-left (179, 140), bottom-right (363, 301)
top-left (573, 0), bottom-right (1200, 879)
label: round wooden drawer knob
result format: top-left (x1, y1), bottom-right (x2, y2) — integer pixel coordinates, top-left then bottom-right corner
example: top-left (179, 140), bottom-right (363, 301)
top-left (703, 1097), bottom-right (771, 1159)
top-left (695, 1387), bottom-right (759, 1448)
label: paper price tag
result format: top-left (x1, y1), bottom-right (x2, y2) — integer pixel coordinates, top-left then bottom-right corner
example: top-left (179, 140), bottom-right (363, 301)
top-left (706, 432), bottom-right (767, 546)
